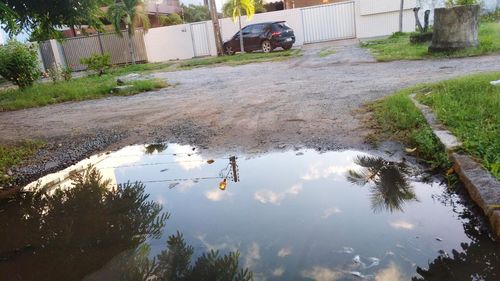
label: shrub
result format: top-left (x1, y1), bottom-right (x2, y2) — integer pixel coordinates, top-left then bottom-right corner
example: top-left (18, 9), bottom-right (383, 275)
top-left (80, 53), bottom-right (111, 76)
top-left (62, 66), bottom-right (72, 81)
top-left (446, 0), bottom-right (477, 6)
top-left (0, 41), bottom-right (41, 89)
top-left (47, 63), bottom-right (73, 83)
top-left (159, 13), bottom-right (183, 26)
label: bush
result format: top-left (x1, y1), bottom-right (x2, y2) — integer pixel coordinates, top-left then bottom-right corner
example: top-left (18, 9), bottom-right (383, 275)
top-left (47, 63), bottom-right (73, 83)
top-left (0, 41), bottom-right (41, 89)
top-left (159, 13), bottom-right (183, 26)
top-left (80, 53), bottom-right (111, 76)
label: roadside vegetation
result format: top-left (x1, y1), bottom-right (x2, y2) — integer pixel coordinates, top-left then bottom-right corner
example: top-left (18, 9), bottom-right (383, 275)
top-left (362, 21), bottom-right (500, 62)
top-left (368, 72), bottom-right (500, 179)
top-left (0, 75), bottom-right (166, 111)
top-left (0, 141), bottom-right (44, 186)
top-left (318, 47), bottom-right (336, 58)
top-left (417, 72), bottom-right (500, 179)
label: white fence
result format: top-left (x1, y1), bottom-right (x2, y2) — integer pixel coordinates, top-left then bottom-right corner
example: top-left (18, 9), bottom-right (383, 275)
top-left (146, 0), bottom-right (416, 62)
top-left (41, 0), bottom-right (417, 68)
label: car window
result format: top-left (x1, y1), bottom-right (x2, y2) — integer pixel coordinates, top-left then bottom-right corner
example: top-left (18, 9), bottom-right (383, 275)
top-left (241, 26), bottom-right (252, 34)
top-left (251, 24), bottom-right (267, 34)
top-left (272, 22), bottom-right (290, 31)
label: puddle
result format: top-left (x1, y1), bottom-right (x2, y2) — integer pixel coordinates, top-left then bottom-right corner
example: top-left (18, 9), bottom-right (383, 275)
top-left (1, 144), bottom-right (498, 281)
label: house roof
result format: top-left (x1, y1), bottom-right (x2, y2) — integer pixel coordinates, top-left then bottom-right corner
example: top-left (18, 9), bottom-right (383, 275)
top-left (145, 0), bottom-right (181, 15)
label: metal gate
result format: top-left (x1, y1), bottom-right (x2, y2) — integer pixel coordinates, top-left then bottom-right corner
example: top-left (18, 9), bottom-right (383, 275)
top-left (39, 41), bottom-right (56, 70)
top-left (301, 1), bottom-right (356, 44)
top-left (61, 30), bottom-right (148, 71)
top-left (190, 22), bottom-right (211, 57)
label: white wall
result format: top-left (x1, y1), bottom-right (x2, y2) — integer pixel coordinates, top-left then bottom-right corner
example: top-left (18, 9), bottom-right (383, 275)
top-left (356, 0), bottom-right (416, 38)
top-left (144, 23), bottom-right (195, 62)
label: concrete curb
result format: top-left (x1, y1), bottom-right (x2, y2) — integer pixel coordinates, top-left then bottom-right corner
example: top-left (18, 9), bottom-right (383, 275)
top-left (410, 94), bottom-right (500, 239)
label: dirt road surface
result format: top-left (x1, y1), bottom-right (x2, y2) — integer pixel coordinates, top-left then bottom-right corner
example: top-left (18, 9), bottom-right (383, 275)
top-left (1, 40), bottom-right (499, 183)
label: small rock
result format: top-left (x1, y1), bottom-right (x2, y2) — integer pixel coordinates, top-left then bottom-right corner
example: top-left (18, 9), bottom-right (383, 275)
top-left (435, 237), bottom-right (443, 241)
top-left (111, 85), bottom-right (133, 94)
top-left (490, 80), bottom-right (500, 86)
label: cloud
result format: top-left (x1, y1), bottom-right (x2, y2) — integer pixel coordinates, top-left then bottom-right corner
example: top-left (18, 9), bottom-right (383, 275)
top-left (171, 144), bottom-right (204, 171)
top-left (244, 242), bottom-right (261, 269)
top-left (375, 263), bottom-right (405, 281)
top-left (321, 207), bottom-right (342, 219)
top-left (195, 234), bottom-right (236, 252)
top-left (254, 184), bottom-right (302, 205)
top-left (277, 247), bottom-right (292, 257)
top-left (272, 267), bottom-right (285, 277)
top-left (301, 163), bottom-right (357, 181)
top-left (302, 266), bottom-right (342, 281)
top-left (205, 189), bottom-right (230, 201)
top-left (389, 220), bottom-right (415, 230)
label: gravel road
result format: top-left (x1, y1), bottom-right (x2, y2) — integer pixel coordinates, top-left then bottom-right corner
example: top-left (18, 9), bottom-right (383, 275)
top-left (1, 39), bottom-right (499, 184)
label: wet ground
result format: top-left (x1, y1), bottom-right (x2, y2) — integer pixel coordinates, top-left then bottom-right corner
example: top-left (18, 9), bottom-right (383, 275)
top-left (1, 144), bottom-right (498, 281)
top-left (2, 40), bottom-right (500, 186)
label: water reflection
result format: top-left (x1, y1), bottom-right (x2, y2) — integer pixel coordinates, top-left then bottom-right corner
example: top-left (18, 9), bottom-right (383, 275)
top-left (86, 232), bottom-right (253, 281)
top-left (0, 166), bottom-right (168, 281)
top-left (347, 156), bottom-right (418, 213)
top-left (412, 190), bottom-right (500, 281)
top-left (145, 143), bottom-right (168, 154)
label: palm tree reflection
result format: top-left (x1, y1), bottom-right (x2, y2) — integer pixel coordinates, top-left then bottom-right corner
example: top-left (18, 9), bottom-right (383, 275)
top-left (145, 143), bottom-right (168, 154)
top-left (347, 156), bottom-right (418, 213)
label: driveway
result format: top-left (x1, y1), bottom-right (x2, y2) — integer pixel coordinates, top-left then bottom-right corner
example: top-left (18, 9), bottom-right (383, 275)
top-left (1, 39), bottom-right (500, 155)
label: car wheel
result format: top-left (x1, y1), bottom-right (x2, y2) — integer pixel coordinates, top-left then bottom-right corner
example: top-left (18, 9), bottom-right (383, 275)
top-left (224, 45), bottom-right (235, 55)
top-left (261, 40), bottom-right (273, 53)
top-left (282, 45), bottom-right (292, 51)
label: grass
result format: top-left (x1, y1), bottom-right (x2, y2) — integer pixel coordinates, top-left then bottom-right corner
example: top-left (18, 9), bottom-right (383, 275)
top-left (0, 75), bottom-right (167, 111)
top-left (368, 72), bottom-right (500, 179)
top-left (362, 21), bottom-right (500, 62)
top-left (368, 88), bottom-right (449, 170)
top-left (417, 72), bottom-right (500, 179)
top-left (318, 48), bottom-right (337, 58)
top-left (0, 141), bottom-right (44, 186)
top-left (178, 49), bottom-right (302, 68)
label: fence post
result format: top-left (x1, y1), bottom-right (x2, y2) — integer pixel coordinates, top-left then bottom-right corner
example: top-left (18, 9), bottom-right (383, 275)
top-left (97, 32), bottom-right (104, 55)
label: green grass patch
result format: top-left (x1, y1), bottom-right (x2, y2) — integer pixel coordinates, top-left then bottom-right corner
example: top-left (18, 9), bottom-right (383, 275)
top-left (362, 22), bottom-right (500, 61)
top-left (0, 75), bottom-right (167, 111)
top-left (416, 72), bottom-right (500, 179)
top-left (0, 141), bottom-right (44, 186)
top-left (368, 89), bottom-right (449, 169)
top-left (318, 48), bottom-right (337, 58)
top-left (178, 49), bottom-right (302, 68)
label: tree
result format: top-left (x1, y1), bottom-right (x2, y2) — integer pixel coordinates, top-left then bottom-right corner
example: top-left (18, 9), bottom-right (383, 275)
top-left (107, 0), bottom-right (150, 64)
top-left (1, 0), bottom-right (108, 39)
top-left (223, 0), bottom-right (265, 17)
top-left (224, 0), bottom-right (256, 53)
top-left (181, 4), bottom-right (211, 23)
top-left (159, 13), bottom-right (183, 26)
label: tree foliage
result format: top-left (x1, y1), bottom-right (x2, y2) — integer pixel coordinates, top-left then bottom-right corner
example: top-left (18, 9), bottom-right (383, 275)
top-left (181, 4), bottom-right (211, 23)
top-left (159, 13), bottom-right (183, 26)
top-left (0, 41), bottom-right (41, 89)
top-left (0, 0), bottom-right (110, 38)
top-left (223, 0), bottom-right (265, 19)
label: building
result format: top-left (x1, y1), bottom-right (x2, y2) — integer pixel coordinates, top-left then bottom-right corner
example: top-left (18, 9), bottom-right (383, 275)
top-left (61, 0), bottom-right (182, 38)
top-left (284, 0), bottom-right (347, 9)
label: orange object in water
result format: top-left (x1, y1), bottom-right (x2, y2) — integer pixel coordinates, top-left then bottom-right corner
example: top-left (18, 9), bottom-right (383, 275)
top-left (219, 179), bottom-right (227, 190)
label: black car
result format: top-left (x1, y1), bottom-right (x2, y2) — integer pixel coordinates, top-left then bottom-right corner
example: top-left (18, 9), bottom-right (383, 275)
top-left (223, 21), bottom-right (295, 55)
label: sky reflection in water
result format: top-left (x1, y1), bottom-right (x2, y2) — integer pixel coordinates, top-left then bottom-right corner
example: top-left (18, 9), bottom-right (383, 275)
top-left (8, 143), bottom-right (499, 280)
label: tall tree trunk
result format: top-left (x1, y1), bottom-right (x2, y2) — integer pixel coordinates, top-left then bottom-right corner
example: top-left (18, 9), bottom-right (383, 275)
top-left (239, 14), bottom-right (244, 53)
top-left (128, 32), bottom-right (136, 64)
top-left (399, 0), bottom-right (404, 32)
top-left (208, 0), bottom-right (224, 56)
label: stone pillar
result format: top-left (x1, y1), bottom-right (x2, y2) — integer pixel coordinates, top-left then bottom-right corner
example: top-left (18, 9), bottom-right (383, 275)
top-left (429, 4), bottom-right (479, 52)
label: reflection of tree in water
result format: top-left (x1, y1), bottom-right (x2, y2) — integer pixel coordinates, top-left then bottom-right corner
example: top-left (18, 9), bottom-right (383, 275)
top-left (412, 189), bottom-right (500, 281)
top-left (0, 166), bottom-right (168, 281)
top-left (347, 156), bottom-right (418, 213)
top-left (145, 143), bottom-right (168, 154)
top-left (87, 232), bottom-right (253, 281)
top-left (0, 166), bottom-right (253, 281)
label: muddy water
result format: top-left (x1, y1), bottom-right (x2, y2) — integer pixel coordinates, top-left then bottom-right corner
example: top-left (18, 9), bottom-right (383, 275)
top-left (1, 144), bottom-right (498, 281)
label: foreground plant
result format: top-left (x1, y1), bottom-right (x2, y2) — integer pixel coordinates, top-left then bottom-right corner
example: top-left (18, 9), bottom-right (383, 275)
top-left (0, 41), bottom-right (41, 89)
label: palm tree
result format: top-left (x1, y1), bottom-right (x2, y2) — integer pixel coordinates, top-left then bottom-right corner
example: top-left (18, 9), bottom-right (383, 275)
top-left (224, 0), bottom-right (255, 53)
top-left (107, 0), bottom-right (150, 64)
top-left (347, 156), bottom-right (418, 213)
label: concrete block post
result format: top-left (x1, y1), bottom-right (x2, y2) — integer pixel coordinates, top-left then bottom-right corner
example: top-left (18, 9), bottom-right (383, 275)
top-left (49, 39), bottom-right (67, 68)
